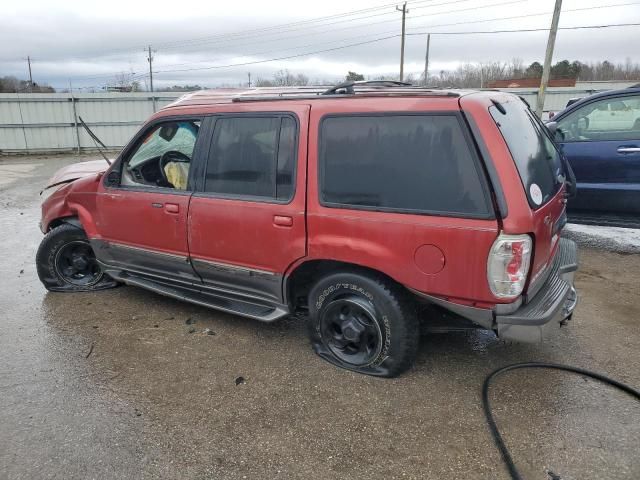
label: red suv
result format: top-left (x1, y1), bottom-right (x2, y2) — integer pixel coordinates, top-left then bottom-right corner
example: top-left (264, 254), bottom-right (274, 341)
top-left (37, 82), bottom-right (579, 377)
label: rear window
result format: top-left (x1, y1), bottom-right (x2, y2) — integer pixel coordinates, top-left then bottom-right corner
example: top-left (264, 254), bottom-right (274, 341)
top-left (319, 114), bottom-right (492, 217)
top-left (490, 100), bottom-right (563, 208)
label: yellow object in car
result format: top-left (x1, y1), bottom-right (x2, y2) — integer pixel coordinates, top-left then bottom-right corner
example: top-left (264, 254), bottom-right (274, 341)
top-left (164, 162), bottom-right (189, 190)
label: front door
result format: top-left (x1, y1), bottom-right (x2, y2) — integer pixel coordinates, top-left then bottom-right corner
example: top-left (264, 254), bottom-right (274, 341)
top-left (556, 93), bottom-right (640, 213)
top-left (188, 107), bottom-right (309, 304)
top-left (94, 117), bottom-right (205, 284)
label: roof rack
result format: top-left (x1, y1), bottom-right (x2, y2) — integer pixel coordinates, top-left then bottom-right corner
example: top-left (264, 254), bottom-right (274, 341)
top-left (322, 80), bottom-right (412, 95)
top-left (231, 81), bottom-right (460, 103)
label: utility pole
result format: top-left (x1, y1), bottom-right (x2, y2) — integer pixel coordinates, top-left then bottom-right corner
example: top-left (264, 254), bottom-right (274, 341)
top-left (147, 46), bottom-right (156, 112)
top-left (69, 80), bottom-right (81, 155)
top-left (536, 0), bottom-right (562, 117)
top-left (27, 56), bottom-right (33, 93)
top-left (423, 34), bottom-right (431, 86)
top-left (396, 2), bottom-right (408, 81)
top-left (248, 72), bottom-right (251, 88)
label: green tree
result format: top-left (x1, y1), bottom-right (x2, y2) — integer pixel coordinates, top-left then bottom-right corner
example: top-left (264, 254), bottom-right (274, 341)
top-left (524, 62), bottom-right (543, 78)
top-left (345, 71), bottom-right (365, 82)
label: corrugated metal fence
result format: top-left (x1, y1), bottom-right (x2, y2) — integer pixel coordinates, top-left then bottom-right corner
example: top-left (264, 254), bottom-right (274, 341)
top-left (0, 92), bottom-right (182, 154)
top-left (0, 88), bottom-right (608, 154)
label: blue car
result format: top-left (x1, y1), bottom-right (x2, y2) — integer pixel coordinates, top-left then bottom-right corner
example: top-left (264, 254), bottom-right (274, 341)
top-left (548, 87), bottom-right (640, 214)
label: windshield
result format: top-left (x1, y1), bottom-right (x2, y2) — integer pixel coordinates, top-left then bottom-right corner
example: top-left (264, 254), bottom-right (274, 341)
top-left (490, 100), bottom-right (564, 209)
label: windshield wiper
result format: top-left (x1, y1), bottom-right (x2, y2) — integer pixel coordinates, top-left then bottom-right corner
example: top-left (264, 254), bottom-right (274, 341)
top-left (78, 116), bottom-right (111, 165)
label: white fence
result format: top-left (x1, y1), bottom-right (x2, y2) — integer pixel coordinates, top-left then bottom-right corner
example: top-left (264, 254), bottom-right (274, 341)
top-left (0, 92), bottom-right (183, 154)
top-left (0, 87), bottom-right (612, 154)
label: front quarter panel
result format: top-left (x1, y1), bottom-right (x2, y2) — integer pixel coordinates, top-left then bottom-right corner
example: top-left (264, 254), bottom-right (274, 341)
top-left (40, 174), bottom-right (102, 235)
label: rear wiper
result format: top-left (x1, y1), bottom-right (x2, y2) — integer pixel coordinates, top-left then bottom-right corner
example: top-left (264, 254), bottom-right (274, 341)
top-left (78, 116), bottom-right (111, 165)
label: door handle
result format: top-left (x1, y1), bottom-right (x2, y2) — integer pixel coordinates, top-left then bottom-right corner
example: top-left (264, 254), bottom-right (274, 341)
top-left (164, 203), bottom-right (180, 214)
top-left (617, 147), bottom-right (640, 154)
top-left (273, 215), bottom-right (293, 227)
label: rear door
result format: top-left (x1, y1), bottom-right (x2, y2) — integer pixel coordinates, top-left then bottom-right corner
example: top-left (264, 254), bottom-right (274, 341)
top-left (188, 106), bottom-right (309, 304)
top-left (555, 93), bottom-right (640, 213)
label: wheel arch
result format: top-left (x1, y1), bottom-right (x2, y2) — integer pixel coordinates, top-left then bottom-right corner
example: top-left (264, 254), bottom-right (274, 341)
top-left (48, 216), bottom-right (83, 231)
top-left (284, 259), bottom-right (403, 313)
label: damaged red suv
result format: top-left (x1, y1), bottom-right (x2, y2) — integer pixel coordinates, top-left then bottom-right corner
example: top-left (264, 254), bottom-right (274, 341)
top-left (37, 82), bottom-right (579, 377)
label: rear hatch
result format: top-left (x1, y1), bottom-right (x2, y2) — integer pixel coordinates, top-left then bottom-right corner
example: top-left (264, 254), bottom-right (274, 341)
top-left (489, 99), bottom-right (568, 297)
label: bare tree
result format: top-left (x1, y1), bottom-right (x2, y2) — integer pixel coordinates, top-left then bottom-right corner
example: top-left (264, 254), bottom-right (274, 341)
top-left (272, 69), bottom-right (309, 86)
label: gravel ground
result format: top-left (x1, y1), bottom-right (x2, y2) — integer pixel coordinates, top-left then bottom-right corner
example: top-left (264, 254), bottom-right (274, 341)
top-left (1, 154), bottom-right (639, 480)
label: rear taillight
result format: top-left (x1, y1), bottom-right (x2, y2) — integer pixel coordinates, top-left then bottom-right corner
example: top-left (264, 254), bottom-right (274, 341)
top-left (487, 233), bottom-right (532, 299)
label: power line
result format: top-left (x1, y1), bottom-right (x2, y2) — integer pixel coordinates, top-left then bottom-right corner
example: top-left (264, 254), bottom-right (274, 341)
top-left (148, 0), bottom-right (527, 71)
top-left (22, 0), bottom-right (438, 63)
top-left (152, 35), bottom-right (401, 74)
top-left (40, 20), bottom-right (640, 89)
top-left (157, 0), bottom-right (524, 53)
top-left (146, 0), bottom-right (637, 61)
top-left (150, 22), bottom-right (640, 76)
top-left (408, 22), bottom-right (640, 36)
top-left (149, 1), bottom-right (639, 73)
top-left (406, 1), bottom-right (640, 34)
top-left (151, 0), bottom-right (455, 50)
top-left (15, 1), bottom-right (640, 85)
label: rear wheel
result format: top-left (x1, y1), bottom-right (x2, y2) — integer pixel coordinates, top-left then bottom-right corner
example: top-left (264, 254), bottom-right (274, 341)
top-left (36, 223), bottom-right (118, 292)
top-left (307, 271), bottom-right (419, 377)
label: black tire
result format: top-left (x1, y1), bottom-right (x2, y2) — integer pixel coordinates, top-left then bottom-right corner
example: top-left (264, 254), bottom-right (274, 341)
top-left (36, 223), bottom-right (118, 292)
top-left (307, 271), bottom-right (419, 377)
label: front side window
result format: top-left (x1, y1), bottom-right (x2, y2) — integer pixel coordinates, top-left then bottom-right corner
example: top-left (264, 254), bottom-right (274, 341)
top-left (556, 94), bottom-right (640, 142)
top-left (319, 114), bottom-right (491, 216)
top-left (204, 116), bottom-right (296, 201)
top-left (490, 101), bottom-right (563, 209)
top-left (121, 120), bottom-right (200, 190)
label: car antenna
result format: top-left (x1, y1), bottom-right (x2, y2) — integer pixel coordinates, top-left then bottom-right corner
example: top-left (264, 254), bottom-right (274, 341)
top-left (78, 116), bottom-right (111, 165)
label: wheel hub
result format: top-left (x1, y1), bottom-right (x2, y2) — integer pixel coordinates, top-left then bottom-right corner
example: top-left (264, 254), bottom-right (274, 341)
top-left (54, 240), bottom-right (103, 287)
top-left (319, 296), bottom-right (384, 367)
top-left (341, 318), bottom-right (366, 342)
top-left (71, 254), bottom-right (89, 271)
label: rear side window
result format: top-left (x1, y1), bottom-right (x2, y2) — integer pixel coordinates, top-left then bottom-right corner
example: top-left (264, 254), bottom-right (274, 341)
top-left (319, 114), bottom-right (491, 217)
top-left (490, 101), bottom-right (563, 208)
top-left (204, 116), bottom-right (296, 201)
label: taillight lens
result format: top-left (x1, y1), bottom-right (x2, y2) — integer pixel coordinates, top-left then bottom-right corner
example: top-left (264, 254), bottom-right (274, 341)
top-left (487, 234), bottom-right (532, 299)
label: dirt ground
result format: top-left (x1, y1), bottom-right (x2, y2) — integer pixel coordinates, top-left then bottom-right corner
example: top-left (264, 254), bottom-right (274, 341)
top-left (1, 154), bottom-right (639, 480)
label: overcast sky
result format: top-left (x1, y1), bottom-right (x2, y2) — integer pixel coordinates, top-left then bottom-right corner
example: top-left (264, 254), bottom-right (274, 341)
top-left (2, 0), bottom-right (639, 90)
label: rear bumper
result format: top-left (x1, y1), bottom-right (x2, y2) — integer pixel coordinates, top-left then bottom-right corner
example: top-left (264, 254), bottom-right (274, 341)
top-left (495, 237), bottom-right (578, 342)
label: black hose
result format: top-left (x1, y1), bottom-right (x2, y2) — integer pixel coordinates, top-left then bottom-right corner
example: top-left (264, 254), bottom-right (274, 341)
top-left (482, 362), bottom-right (640, 480)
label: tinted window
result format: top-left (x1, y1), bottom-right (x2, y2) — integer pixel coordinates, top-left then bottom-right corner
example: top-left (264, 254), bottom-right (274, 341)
top-left (320, 115), bottom-right (490, 216)
top-left (556, 94), bottom-right (640, 142)
top-left (490, 101), bottom-right (563, 208)
top-left (204, 116), bottom-right (296, 200)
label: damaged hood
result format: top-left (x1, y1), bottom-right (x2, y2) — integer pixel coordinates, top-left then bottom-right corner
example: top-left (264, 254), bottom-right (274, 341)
top-left (43, 159), bottom-right (110, 190)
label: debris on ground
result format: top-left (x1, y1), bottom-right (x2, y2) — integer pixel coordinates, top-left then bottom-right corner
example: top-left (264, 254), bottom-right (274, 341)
top-left (187, 327), bottom-right (196, 334)
top-left (235, 376), bottom-right (246, 386)
top-left (203, 328), bottom-right (216, 336)
top-left (185, 317), bottom-right (195, 325)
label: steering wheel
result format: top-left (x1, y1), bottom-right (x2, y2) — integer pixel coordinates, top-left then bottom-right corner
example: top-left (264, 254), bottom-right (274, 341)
top-left (158, 150), bottom-right (191, 186)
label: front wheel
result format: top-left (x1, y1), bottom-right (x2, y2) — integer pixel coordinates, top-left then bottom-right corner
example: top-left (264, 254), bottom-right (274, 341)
top-left (307, 272), bottom-right (419, 377)
top-left (36, 223), bottom-right (118, 292)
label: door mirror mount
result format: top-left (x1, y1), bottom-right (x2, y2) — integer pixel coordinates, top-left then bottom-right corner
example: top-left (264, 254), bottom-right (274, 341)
top-left (106, 170), bottom-right (120, 186)
top-left (546, 121), bottom-right (565, 142)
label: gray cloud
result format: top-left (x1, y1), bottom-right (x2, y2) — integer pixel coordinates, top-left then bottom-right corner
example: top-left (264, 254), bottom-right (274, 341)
top-left (2, 0), bottom-right (639, 89)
